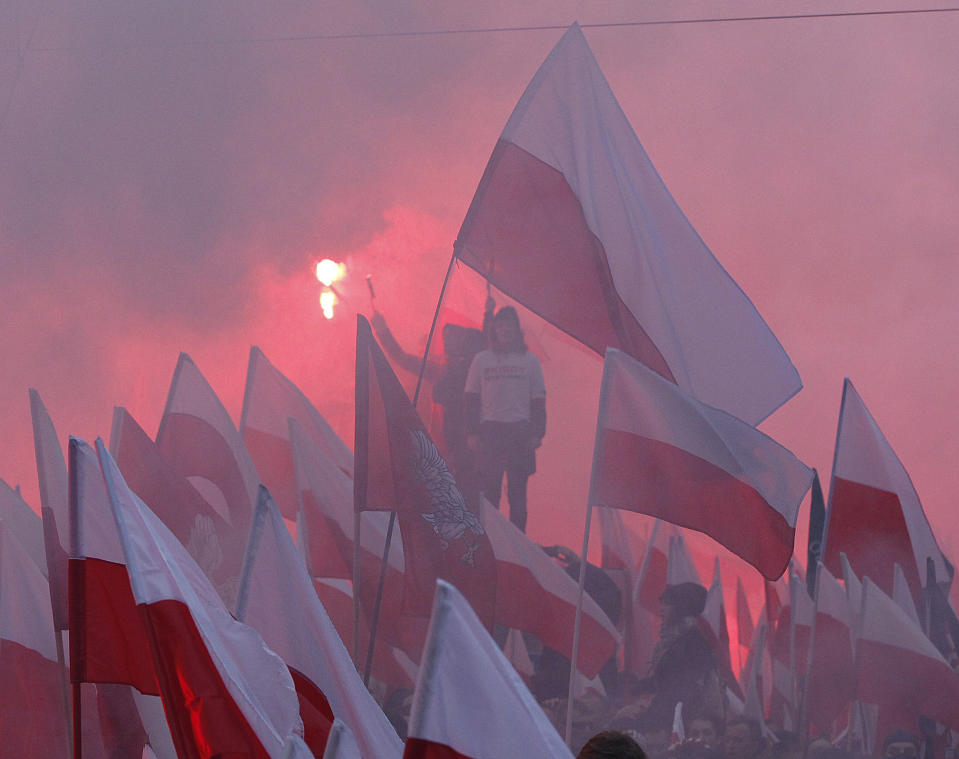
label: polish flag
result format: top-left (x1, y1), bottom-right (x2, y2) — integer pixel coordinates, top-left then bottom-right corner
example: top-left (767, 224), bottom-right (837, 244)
top-left (68, 437), bottom-right (173, 757)
top-left (236, 487), bottom-right (403, 759)
top-left (856, 578), bottom-right (959, 731)
top-left (481, 499), bottom-right (619, 678)
top-left (240, 346), bottom-right (353, 519)
top-left (591, 349), bottom-right (813, 579)
top-left (805, 564), bottom-right (856, 734)
top-left (0, 520), bottom-right (70, 755)
top-left (455, 23), bottom-right (800, 426)
top-left (96, 439), bottom-right (303, 758)
top-left (824, 378), bottom-right (949, 603)
top-left (403, 580), bottom-right (573, 759)
top-left (29, 388), bottom-right (70, 630)
top-left (155, 353), bottom-right (262, 609)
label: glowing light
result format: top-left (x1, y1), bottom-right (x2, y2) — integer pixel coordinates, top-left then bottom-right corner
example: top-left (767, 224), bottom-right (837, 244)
top-left (316, 258), bottom-right (345, 287)
top-left (319, 290), bottom-right (337, 320)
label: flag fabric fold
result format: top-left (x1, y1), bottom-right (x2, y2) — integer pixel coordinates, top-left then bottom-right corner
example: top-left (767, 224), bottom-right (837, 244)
top-left (591, 348), bottom-right (813, 579)
top-left (403, 580), bottom-right (573, 759)
top-left (455, 23), bottom-right (800, 425)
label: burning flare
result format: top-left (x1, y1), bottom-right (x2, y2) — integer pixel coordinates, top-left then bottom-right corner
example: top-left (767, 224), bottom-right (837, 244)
top-left (316, 258), bottom-right (345, 287)
top-left (315, 258), bottom-right (345, 319)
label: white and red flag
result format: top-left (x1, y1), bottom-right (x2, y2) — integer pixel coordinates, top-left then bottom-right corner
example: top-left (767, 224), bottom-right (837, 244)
top-left (856, 578), bottom-right (959, 731)
top-left (355, 315), bottom-right (496, 648)
top-left (403, 580), bottom-right (573, 759)
top-left (96, 438), bottom-right (303, 758)
top-left (591, 348), bottom-right (813, 579)
top-left (155, 353), bottom-right (262, 609)
top-left (703, 558), bottom-right (742, 699)
top-left (240, 346), bottom-right (353, 519)
top-left (824, 378), bottom-right (950, 603)
top-left (236, 486), bottom-right (403, 759)
top-left (481, 499), bottom-right (619, 678)
top-left (0, 520), bottom-right (70, 755)
top-left (454, 23), bottom-right (800, 425)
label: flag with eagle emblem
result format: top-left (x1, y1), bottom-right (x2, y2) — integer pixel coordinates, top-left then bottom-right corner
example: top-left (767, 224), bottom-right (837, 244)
top-left (354, 315), bottom-right (496, 649)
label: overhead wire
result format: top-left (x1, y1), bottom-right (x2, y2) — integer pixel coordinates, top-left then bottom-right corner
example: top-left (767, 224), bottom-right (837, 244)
top-left (7, 5), bottom-right (959, 53)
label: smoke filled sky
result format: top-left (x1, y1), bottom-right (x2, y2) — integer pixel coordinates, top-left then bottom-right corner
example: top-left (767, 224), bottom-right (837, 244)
top-left (2, 0), bottom-right (958, 594)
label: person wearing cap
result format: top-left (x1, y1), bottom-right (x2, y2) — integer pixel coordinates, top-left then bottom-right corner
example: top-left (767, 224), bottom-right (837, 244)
top-left (464, 304), bottom-right (546, 532)
top-left (645, 582), bottom-right (720, 721)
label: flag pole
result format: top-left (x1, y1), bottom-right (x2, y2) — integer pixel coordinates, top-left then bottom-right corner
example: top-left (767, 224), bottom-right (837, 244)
top-left (67, 438), bottom-right (83, 759)
top-left (819, 380), bottom-right (850, 577)
top-left (363, 248), bottom-right (459, 686)
top-left (797, 562), bottom-right (823, 750)
top-left (564, 350), bottom-right (613, 747)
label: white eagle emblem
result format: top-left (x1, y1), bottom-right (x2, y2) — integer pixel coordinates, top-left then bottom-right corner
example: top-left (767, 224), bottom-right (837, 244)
top-left (410, 429), bottom-right (485, 563)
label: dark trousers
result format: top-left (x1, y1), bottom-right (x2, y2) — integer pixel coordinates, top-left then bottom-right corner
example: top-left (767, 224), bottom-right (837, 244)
top-left (477, 421), bottom-right (534, 532)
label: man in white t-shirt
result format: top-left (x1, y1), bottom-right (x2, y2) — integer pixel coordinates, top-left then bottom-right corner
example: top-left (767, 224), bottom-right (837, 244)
top-left (464, 306), bottom-right (546, 532)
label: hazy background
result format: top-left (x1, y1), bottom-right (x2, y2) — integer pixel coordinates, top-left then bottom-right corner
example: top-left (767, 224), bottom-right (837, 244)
top-left (2, 0), bottom-right (957, 605)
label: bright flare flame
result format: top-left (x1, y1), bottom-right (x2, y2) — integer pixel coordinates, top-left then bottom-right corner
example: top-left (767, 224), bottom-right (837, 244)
top-left (316, 258), bottom-right (345, 287)
top-left (319, 290), bottom-right (337, 320)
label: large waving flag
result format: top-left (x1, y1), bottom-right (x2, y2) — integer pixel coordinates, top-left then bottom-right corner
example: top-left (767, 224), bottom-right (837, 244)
top-left (824, 378), bottom-right (950, 603)
top-left (97, 439), bottom-right (303, 758)
top-left (0, 520), bottom-right (70, 755)
top-left (856, 578), bottom-right (959, 732)
top-left (236, 487), bottom-right (403, 759)
top-left (355, 315), bottom-right (496, 640)
top-left (156, 353), bottom-right (262, 608)
top-left (455, 23), bottom-right (800, 425)
top-left (481, 499), bottom-right (619, 678)
top-left (241, 346), bottom-right (353, 519)
top-left (403, 580), bottom-right (573, 759)
top-left (591, 349), bottom-right (813, 579)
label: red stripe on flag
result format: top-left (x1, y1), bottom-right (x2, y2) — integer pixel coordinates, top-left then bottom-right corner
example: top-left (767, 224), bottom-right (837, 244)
top-left (140, 598), bottom-right (272, 759)
top-left (824, 477), bottom-right (919, 600)
top-left (595, 429), bottom-right (794, 578)
top-left (243, 427), bottom-right (299, 520)
top-left (69, 557), bottom-right (159, 694)
top-left (289, 667), bottom-right (334, 757)
top-left (0, 640), bottom-right (70, 755)
top-left (457, 140), bottom-right (674, 379)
